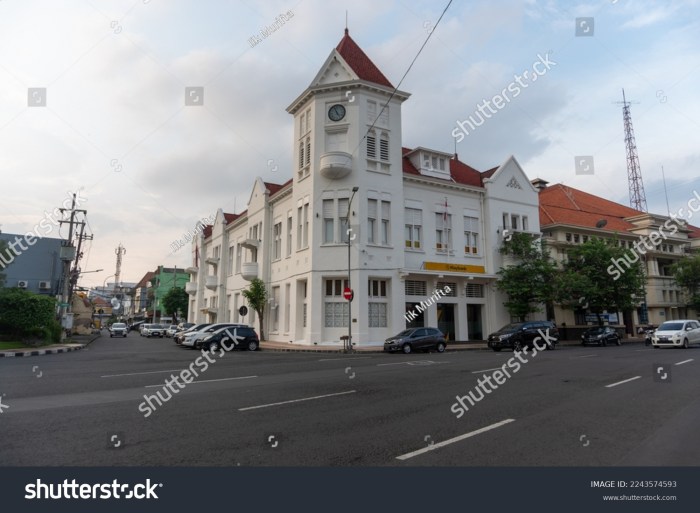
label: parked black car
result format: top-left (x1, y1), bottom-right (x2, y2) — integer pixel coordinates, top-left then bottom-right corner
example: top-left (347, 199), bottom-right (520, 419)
top-left (487, 321), bottom-right (559, 352)
top-left (199, 326), bottom-right (260, 352)
top-left (384, 327), bottom-right (446, 354)
top-left (581, 326), bottom-right (621, 346)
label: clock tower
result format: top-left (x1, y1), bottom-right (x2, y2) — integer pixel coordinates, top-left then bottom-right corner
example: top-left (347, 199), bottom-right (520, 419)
top-left (285, 29), bottom-right (411, 344)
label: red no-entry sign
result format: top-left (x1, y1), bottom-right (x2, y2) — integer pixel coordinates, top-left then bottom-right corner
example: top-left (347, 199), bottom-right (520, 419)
top-left (343, 287), bottom-right (354, 301)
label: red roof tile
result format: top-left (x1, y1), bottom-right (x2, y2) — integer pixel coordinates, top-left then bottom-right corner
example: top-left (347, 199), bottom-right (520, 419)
top-left (450, 158), bottom-right (483, 188)
top-left (687, 224), bottom-right (700, 239)
top-left (539, 184), bottom-right (643, 231)
top-left (336, 29), bottom-right (393, 89)
top-left (223, 212), bottom-right (238, 223)
top-left (136, 271), bottom-right (155, 288)
top-left (401, 147), bottom-right (486, 187)
top-left (202, 225), bottom-right (213, 238)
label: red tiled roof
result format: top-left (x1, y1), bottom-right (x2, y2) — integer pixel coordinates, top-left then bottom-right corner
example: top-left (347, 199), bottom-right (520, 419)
top-left (450, 158), bottom-right (483, 188)
top-left (687, 224), bottom-right (700, 239)
top-left (401, 147), bottom-right (486, 187)
top-left (202, 225), bottom-right (212, 238)
top-left (136, 271), bottom-right (155, 288)
top-left (223, 212), bottom-right (238, 223)
top-left (336, 29), bottom-right (393, 89)
top-left (539, 184), bottom-right (643, 232)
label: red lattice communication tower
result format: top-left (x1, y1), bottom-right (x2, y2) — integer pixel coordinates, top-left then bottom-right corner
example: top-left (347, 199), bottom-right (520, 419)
top-left (618, 88), bottom-right (647, 212)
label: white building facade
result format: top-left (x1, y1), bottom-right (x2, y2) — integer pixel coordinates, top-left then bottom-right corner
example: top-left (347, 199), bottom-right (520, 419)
top-left (185, 30), bottom-right (542, 346)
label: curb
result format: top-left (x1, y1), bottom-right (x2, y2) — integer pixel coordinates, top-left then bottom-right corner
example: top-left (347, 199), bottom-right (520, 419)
top-left (257, 338), bottom-right (648, 354)
top-left (0, 344), bottom-right (85, 358)
top-left (258, 344), bottom-right (488, 354)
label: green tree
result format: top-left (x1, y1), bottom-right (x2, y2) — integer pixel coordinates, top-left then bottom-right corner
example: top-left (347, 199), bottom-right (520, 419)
top-left (555, 238), bottom-right (646, 325)
top-left (0, 239), bottom-right (9, 287)
top-left (242, 277), bottom-right (267, 341)
top-left (496, 232), bottom-right (558, 321)
top-left (161, 286), bottom-right (188, 322)
top-left (671, 253), bottom-right (700, 311)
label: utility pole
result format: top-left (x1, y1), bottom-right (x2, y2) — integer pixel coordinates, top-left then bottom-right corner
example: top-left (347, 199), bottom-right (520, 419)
top-left (58, 194), bottom-right (86, 339)
top-left (69, 219), bottom-right (93, 300)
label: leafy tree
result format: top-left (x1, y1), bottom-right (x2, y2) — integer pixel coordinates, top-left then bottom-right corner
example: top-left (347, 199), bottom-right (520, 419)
top-left (162, 286), bottom-right (188, 322)
top-left (242, 277), bottom-right (267, 340)
top-left (0, 239), bottom-right (9, 287)
top-left (555, 238), bottom-right (646, 325)
top-left (496, 232), bottom-right (558, 321)
top-left (671, 254), bottom-right (700, 312)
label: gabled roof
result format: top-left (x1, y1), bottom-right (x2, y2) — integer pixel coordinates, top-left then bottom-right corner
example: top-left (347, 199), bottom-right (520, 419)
top-left (136, 271), bottom-right (155, 288)
top-left (223, 212), bottom-right (239, 223)
top-left (539, 184), bottom-right (644, 232)
top-left (202, 225), bottom-right (213, 238)
top-left (336, 29), bottom-right (393, 88)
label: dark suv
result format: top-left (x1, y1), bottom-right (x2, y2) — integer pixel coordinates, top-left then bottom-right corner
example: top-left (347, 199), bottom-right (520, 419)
top-left (487, 321), bottom-right (559, 352)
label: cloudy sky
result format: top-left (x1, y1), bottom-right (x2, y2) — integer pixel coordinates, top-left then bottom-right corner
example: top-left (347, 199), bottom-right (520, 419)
top-left (1, 0), bottom-right (698, 288)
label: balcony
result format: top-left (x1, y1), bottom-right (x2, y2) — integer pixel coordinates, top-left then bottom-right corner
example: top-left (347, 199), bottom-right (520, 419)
top-left (185, 282), bottom-right (198, 295)
top-left (319, 151), bottom-right (352, 179)
top-left (185, 266), bottom-right (199, 274)
top-left (241, 262), bottom-right (258, 281)
top-left (205, 256), bottom-right (219, 265)
top-left (241, 239), bottom-right (259, 250)
top-left (205, 275), bottom-right (218, 290)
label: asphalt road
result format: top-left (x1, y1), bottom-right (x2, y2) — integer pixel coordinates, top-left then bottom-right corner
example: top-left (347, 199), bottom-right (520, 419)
top-left (1, 334), bottom-right (699, 466)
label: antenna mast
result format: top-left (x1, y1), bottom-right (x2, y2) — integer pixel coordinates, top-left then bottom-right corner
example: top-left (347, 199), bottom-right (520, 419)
top-left (114, 243), bottom-right (126, 291)
top-left (619, 88), bottom-right (647, 212)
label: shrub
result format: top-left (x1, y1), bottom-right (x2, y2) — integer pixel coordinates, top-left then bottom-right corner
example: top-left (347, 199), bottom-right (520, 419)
top-left (0, 288), bottom-right (57, 343)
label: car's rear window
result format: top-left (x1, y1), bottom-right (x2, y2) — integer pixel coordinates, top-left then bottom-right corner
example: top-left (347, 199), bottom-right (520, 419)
top-left (113, 323), bottom-right (126, 328)
top-left (658, 322), bottom-right (684, 331)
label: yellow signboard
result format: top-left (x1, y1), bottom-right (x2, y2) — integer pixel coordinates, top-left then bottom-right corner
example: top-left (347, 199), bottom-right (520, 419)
top-left (424, 262), bottom-right (486, 274)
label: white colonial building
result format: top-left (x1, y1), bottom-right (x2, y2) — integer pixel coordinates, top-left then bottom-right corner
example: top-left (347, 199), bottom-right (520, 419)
top-left (185, 29), bottom-right (542, 346)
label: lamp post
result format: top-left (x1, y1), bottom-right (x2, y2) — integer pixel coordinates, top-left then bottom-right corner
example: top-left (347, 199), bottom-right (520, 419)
top-left (346, 186), bottom-right (359, 352)
top-left (100, 274), bottom-right (114, 328)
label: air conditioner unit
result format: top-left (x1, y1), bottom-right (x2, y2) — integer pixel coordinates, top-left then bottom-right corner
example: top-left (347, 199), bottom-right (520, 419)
top-left (17, 280), bottom-right (28, 288)
top-left (39, 281), bottom-right (50, 289)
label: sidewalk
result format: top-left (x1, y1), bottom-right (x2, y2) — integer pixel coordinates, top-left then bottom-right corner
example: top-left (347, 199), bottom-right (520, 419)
top-left (0, 332), bottom-right (100, 358)
top-left (260, 337), bottom-right (647, 353)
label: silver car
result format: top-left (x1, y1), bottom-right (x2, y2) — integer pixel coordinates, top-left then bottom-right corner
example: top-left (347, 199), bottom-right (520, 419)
top-left (109, 322), bottom-right (128, 338)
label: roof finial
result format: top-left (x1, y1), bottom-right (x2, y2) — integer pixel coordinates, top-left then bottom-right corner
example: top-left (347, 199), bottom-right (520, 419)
top-left (345, 10), bottom-right (348, 35)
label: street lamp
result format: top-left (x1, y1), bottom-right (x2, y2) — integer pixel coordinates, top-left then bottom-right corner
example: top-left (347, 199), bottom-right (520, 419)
top-left (347, 186), bottom-right (359, 352)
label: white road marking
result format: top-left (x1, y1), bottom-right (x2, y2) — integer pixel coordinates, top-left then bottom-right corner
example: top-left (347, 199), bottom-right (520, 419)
top-left (605, 376), bottom-right (642, 388)
top-left (101, 369), bottom-right (183, 378)
top-left (145, 375), bottom-right (256, 387)
top-left (471, 367), bottom-right (503, 374)
top-left (675, 359), bottom-right (694, 366)
top-left (377, 360), bottom-right (450, 367)
top-left (571, 354), bottom-right (598, 359)
top-left (396, 419), bottom-right (516, 461)
top-left (633, 349), bottom-right (650, 352)
top-left (238, 390), bottom-right (356, 411)
top-left (318, 356), bottom-right (372, 362)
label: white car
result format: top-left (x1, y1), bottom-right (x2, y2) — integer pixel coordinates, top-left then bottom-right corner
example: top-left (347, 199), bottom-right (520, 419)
top-left (165, 325), bottom-right (178, 337)
top-left (181, 323), bottom-right (244, 348)
top-left (109, 322), bottom-right (128, 338)
top-left (652, 320), bottom-right (700, 348)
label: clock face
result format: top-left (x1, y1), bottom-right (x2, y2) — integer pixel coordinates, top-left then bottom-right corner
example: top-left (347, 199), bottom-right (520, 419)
top-left (328, 104), bottom-right (346, 122)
